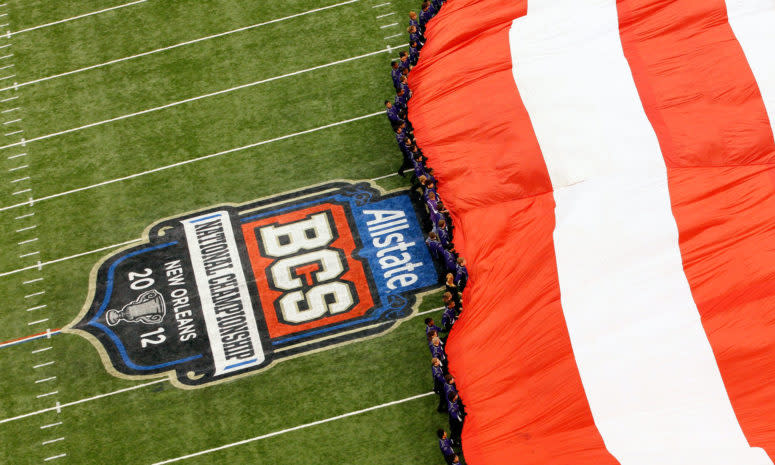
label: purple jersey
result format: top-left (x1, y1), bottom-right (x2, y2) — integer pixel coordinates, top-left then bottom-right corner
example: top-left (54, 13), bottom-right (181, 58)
top-left (439, 438), bottom-right (455, 458)
top-left (430, 342), bottom-right (446, 362)
top-left (426, 323), bottom-right (442, 336)
top-left (448, 398), bottom-right (463, 422)
top-left (442, 248), bottom-right (457, 271)
top-left (420, 6), bottom-right (437, 28)
top-left (431, 364), bottom-right (445, 384)
top-left (442, 306), bottom-right (457, 329)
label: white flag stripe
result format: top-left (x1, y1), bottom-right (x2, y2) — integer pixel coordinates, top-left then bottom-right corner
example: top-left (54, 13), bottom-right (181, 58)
top-left (509, 2), bottom-right (771, 465)
top-left (725, 0), bottom-right (775, 138)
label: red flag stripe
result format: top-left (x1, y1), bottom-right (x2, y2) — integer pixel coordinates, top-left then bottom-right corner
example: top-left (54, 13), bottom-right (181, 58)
top-left (409, 1), bottom-right (618, 464)
top-left (617, 0), bottom-right (775, 460)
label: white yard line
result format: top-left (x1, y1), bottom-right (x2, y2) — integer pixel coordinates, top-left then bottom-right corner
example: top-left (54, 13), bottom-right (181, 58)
top-left (11, 0), bottom-right (147, 36)
top-left (151, 391), bottom-right (435, 464)
top-left (41, 437), bottom-right (65, 445)
top-left (0, 170), bottom-right (401, 276)
top-left (0, 0), bottom-right (360, 92)
top-left (0, 304), bottom-right (443, 426)
top-left (0, 111), bottom-right (383, 212)
top-left (0, 238), bottom-right (142, 277)
top-left (0, 379), bottom-right (166, 425)
top-left (0, 46), bottom-right (402, 151)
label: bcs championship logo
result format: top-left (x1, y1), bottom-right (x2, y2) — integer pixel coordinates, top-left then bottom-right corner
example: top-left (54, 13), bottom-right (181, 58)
top-left (66, 182), bottom-right (440, 388)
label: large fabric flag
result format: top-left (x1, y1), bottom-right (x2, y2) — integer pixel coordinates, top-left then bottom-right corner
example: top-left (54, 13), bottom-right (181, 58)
top-left (408, 1), bottom-right (775, 464)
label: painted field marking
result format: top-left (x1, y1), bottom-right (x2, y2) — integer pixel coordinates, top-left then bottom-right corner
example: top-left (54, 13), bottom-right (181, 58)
top-left (31, 346), bottom-right (51, 353)
top-left (0, 170), bottom-right (401, 277)
top-left (40, 422), bottom-right (61, 429)
top-left (36, 391), bottom-right (58, 399)
top-left (28, 318), bottom-right (49, 326)
top-left (0, 0), bottom-right (360, 92)
top-left (151, 391), bottom-right (435, 464)
top-left (43, 453), bottom-right (66, 461)
top-left (15, 224), bottom-right (36, 232)
top-left (7, 151), bottom-right (27, 158)
top-left (23, 277), bottom-right (43, 284)
top-left (384, 33), bottom-right (402, 39)
top-left (15, 211), bottom-right (33, 219)
top-left (33, 361), bottom-right (54, 369)
top-left (19, 251), bottom-right (39, 258)
top-left (11, 0), bottom-right (147, 36)
top-left (12, 187), bottom-right (31, 195)
top-left (376, 12), bottom-right (395, 18)
top-left (41, 437), bottom-right (64, 445)
top-left (17, 236), bottom-right (37, 245)
top-left (0, 74), bottom-right (15, 80)
top-left (10, 176), bottom-right (28, 182)
top-left (0, 63), bottom-right (13, 70)
top-left (0, 379), bottom-right (166, 424)
top-left (3, 117), bottom-right (20, 124)
top-left (0, 46), bottom-right (404, 151)
top-left (379, 22), bottom-right (398, 28)
top-left (25, 290), bottom-right (45, 298)
top-left (372, 2), bottom-right (391, 7)
top-left (26, 304), bottom-right (46, 312)
top-left (0, 303), bottom-right (446, 420)
top-left (0, 238), bottom-right (141, 277)
top-left (0, 94), bottom-right (16, 101)
top-left (2, 106), bottom-right (18, 112)
top-left (0, 111), bottom-right (384, 211)
top-left (7, 163), bottom-right (26, 171)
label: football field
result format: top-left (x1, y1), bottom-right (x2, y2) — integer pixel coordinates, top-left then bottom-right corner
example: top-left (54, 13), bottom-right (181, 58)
top-left (0, 1), bottom-right (449, 463)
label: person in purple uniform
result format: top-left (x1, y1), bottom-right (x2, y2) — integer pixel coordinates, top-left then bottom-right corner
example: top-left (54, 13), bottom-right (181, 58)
top-left (385, 100), bottom-right (404, 130)
top-left (419, 1), bottom-right (438, 32)
top-left (441, 248), bottom-right (457, 274)
top-left (455, 257), bottom-right (468, 292)
top-left (408, 41), bottom-right (420, 67)
top-left (398, 51), bottom-right (411, 74)
top-left (408, 25), bottom-right (425, 49)
top-left (425, 317), bottom-right (442, 336)
top-left (430, 336), bottom-right (446, 364)
top-left (437, 429), bottom-right (456, 464)
top-left (399, 74), bottom-right (412, 97)
top-left (447, 391), bottom-right (464, 444)
top-left (391, 61), bottom-right (402, 91)
top-left (409, 11), bottom-right (420, 31)
top-left (425, 231), bottom-right (444, 261)
top-left (395, 87), bottom-right (410, 115)
top-left (434, 218), bottom-right (451, 248)
top-left (443, 373), bottom-right (458, 399)
top-left (442, 300), bottom-right (457, 331)
top-left (431, 358), bottom-right (447, 413)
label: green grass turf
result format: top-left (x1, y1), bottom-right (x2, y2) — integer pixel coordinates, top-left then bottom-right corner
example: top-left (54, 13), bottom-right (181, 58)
top-left (0, 0), bottom-right (456, 463)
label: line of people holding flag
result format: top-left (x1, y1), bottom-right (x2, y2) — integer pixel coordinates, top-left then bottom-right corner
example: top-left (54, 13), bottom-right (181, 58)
top-left (384, 2), bottom-right (470, 464)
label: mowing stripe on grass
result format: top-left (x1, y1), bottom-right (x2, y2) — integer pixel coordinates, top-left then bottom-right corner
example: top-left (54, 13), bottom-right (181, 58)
top-left (10, 0), bottom-right (148, 36)
top-left (0, 111), bottom-right (383, 212)
top-left (0, 171), bottom-right (400, 276)
top-left (151, 391), bottom-right (435, 464)
top-left (0, 46), bottom-right (404, 151)
top-left (0, 0), bottom-right (361, 92)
